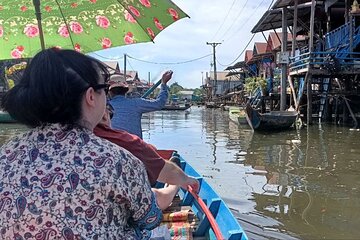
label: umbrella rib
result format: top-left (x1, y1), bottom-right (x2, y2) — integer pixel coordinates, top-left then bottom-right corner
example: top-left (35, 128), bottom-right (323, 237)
top-left (54, 0), bottom-right (76, 49)
top-left (115, 0), bottom-right (154, 43)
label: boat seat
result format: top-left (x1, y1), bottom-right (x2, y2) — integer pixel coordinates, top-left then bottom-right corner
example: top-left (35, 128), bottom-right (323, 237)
top-left (159, 195), bottom-right (200, 240)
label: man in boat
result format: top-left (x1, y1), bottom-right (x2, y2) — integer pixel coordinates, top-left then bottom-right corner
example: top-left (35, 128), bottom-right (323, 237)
top-left (94, 104), bottom-right (199, 209)
top-left (109, 71), bottom-right (172, 139)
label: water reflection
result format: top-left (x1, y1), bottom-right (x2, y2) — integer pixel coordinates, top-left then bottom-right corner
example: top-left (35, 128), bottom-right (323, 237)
top-left (1, 108), bottom-right (359, 239)
top-left (244, 124), bottom-right (360, 239)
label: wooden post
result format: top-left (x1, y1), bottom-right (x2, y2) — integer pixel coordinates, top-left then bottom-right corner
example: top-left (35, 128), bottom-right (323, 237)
top-left (288, 0), bottom-right (299, 109)
top-left (291, 0), bottom-right (298, 57)
top-left (307, 0), bottom-right (316, 125)
top-left (344, 97), bottom-right (358, 128)
top-left (350, 13), bottom-right (354, 52)
top-left (281, 7), bottom-right (288, 111)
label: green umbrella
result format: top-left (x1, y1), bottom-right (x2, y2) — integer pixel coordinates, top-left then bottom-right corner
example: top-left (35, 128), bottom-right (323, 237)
top-left (0, 0), bottom-right (188, 60)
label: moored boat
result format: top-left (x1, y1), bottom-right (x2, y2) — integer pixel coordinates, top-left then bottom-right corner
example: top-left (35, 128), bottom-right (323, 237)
top-left (157, 150), bottom-right (248, 240)
top-left (245, 103), bottom-right (297, 131)
top-left (229, 106), bottom-right (248, 125)
top-left (0, 111), bottom-right (16, 123)
top-left (162, 103), bottom-right (191, 111)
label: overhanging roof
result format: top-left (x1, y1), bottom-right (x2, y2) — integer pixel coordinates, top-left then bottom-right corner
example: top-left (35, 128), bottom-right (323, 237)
top-left (272, 0), bottom-right (312, 9)
top-left (251, 7), bottom-right (311, 33)
top-left (225, 61), bottom-right (246, 70)
top-left (251, 1), bottom-right (323, 33)
top-left (225, 71), bottom-right (244, 77)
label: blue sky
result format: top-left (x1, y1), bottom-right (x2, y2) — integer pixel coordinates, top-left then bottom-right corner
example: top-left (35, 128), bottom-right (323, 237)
top-left (90, 0), bottom-right (271, 89)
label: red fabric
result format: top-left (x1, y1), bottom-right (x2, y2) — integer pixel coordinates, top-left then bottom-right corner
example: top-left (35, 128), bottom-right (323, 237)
top-left (94, 124), bottom-right (165, 185)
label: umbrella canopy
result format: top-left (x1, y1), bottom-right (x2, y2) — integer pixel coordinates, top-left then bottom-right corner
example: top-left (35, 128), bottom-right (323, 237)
top-left (0, 0), bottom-right (188, 60)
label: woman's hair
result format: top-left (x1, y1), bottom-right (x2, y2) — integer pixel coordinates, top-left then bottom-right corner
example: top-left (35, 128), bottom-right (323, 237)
top-left (1, 48), bottom-right (110, 127)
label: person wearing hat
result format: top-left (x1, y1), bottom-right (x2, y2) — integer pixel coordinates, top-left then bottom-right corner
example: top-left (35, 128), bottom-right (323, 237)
top-left (109, 70), bottom-right (173, 139)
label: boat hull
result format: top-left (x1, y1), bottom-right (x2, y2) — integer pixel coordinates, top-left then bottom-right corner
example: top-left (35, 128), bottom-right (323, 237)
top-left (156, 150), bottom-right (248, 240)
top-left (0, 111), bottom-right (16, 123)
top-left (229, 107), bottom-right (248, 125)
top-left (162, 104), bottom-right (191, 111)
top-left (245, 104), bottom-right (297, 131)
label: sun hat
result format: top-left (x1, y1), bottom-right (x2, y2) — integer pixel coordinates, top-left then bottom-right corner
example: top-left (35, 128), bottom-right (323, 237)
top-left (109, 81), bottom-right (129, 90)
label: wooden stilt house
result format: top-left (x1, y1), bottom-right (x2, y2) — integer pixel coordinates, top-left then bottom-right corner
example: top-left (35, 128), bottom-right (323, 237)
top-left (251, 0), bottom-right (360, 127)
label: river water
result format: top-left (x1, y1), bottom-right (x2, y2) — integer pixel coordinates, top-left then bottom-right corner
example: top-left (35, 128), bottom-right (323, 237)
top-left (0, 107), bottom-right (360, 239)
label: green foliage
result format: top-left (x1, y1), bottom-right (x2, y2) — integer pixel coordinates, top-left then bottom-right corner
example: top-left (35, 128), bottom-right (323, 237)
top-left (193, 88), bottom-right (204, 96)
top-left (169, 82), bottom-right (184, 95)
top-left (244, 77), bottom-right (267, 94)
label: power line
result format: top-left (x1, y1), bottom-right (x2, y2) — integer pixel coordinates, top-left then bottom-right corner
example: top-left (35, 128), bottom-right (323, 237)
top-left (90, 52), bottom-right (124, 60)
top-left (126, 57), bottom-right (135, 71)
top-left (127, 54), bottom-right (212, 65)
top-left (218, 0), bottom-right (273, 67)
top-left (211, 0), bottom-right (238, 41)
top-left (224, 0), bottom-right (268, 42)
top-left (220, 0), bottom-right (250, 39)
top-left (221, 33), bottom-right (256, 67)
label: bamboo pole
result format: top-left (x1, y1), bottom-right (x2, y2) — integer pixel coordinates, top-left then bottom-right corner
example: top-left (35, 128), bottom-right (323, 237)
top-left (33, 0), bottom-right (45, 50)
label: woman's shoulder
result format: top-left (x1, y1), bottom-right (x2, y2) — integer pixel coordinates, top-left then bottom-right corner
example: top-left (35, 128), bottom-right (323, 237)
top-left (90, 133), bottom-right (144, 167)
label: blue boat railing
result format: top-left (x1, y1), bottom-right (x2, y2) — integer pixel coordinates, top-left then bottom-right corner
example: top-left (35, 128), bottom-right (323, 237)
top-left (175, 153), bottom-right (248, 240)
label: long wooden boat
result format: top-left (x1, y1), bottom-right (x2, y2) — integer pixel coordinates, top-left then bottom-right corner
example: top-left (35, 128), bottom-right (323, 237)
top-left (229, 106), bottom-right (248, 125)
top-left (0, 111), bottom-right (16, 123)
top-left (245, 104), bottom-right (297, 131)
top-left (162, 104), bottom-right (191, 111)
top-left (157, 150), bottom-right (248, 240)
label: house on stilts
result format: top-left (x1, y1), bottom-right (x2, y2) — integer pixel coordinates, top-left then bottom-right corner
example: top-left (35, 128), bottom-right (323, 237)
top-left (250, 0), bottom-right (360, 127)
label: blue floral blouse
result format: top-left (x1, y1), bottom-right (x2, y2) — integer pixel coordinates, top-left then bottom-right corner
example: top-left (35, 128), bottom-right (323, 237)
top-left (0, 123), bottom-right (162, 239)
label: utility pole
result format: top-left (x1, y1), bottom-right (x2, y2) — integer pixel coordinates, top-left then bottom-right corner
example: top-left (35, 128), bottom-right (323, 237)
top-left (280, 7), bottom-right (288, 111)
top-left (206, 42), bottom-right (221, 97)
top-left (123, 53), bottom-right (127, 82)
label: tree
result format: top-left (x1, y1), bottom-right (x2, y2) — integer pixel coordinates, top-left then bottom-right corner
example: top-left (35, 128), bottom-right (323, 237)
top-left (169, 82), bottom-right (184, 95)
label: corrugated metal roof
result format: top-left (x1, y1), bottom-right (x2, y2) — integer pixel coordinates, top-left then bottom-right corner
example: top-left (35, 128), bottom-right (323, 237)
top-left (267, 32), bottom-right (307, 50)
top-left (225, 61), bottom-right (246, 70)
top-left (245, 50), bottom-right (253, 62)
top-left (103, 61), bottom-right (120, 74)
top-left (251, 7), bottom-right (312, 33)
top-left (254, 42), bottom-right (268, 54)
top-left (272, 0), bottom-right (312, 9)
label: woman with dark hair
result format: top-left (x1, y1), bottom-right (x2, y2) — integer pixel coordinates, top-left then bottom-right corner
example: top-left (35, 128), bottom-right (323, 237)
top-left (0, 48), bottom-right (162, 239)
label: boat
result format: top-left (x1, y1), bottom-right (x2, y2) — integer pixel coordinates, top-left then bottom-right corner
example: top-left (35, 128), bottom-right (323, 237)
top-left (205, 102), bottom-right (220, 108)
top-left (229, 106), bottom-right (248, 125)
top-left (156, 150), bottom-right (248, 240)
top-left (162, 103), bottom-right (191, 111)
top-left (0, 111), bottom-right (16, 123)
top-left (244, 103), bottom-right (298, 131)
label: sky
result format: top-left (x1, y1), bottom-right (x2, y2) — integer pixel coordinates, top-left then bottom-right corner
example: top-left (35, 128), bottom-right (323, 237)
top-left (90, 0), bottom-right (272, 89)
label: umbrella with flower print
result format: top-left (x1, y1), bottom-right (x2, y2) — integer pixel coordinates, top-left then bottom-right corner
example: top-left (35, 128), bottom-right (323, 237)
top-left (0, 0), bottom-right (188, 60)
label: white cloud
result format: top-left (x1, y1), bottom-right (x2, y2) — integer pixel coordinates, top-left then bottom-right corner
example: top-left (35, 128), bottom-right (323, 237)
top-left (93, 0), bottom-right (273, 88)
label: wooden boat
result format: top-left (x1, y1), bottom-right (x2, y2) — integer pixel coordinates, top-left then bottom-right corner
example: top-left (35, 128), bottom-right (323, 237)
top-left (0, 111), bottom-right (16, 123)
top-left (157, 150), bottom-right (248, 240)
top-left (229, 106), bottom-right (248, 125)
top-left (162, 103), bottom-right (191, 111)
top-left (205, 102), bottom-right (220, 108)
top-left (245, 104), bottom-right (297, 131)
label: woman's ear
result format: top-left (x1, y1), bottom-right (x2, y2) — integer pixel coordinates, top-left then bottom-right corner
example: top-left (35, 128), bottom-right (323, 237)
top-left (84, 87), bottom-right (96, 108)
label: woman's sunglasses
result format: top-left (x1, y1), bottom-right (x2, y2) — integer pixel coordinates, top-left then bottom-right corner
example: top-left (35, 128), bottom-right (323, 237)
top-left (93, 84), bottom-right (110, 95)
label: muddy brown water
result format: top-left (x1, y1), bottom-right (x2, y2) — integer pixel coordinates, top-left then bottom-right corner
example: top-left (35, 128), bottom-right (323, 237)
top-left (1, 107), bottom-right (359, 239)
